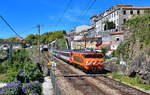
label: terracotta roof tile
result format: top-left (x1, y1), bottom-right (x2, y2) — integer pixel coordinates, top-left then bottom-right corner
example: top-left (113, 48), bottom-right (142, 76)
top-left (96, 42), bottom-right (110, 49)
top-left (110, 30), bottom-right (125, 35)
top-left (123, 7), bottom-right (150, 9)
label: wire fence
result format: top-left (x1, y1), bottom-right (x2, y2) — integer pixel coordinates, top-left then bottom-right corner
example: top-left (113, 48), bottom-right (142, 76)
top-left (50, 70), bottom-right (61, 95)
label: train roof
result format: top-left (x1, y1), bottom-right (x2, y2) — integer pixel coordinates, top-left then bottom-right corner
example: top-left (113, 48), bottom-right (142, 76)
top-left (53, 50), bottom-right (102, 54)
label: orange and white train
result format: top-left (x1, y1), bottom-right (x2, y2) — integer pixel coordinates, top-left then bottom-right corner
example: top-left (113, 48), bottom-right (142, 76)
top-left (52, 50), bottom-right (104, 73)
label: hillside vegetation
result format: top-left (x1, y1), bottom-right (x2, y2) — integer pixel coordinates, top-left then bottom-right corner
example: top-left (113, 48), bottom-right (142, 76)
top-left (117, 14), bottom-right (150, 62)
top-left (24, 30), bottom-right (66, 44)
top-left (116, 14), bottom-right (150, 84)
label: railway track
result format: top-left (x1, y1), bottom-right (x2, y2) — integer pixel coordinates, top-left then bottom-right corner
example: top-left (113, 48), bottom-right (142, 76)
top-left (95, 76), bottom-right (150, 95)
top-left (44, 52), bottom-right (150, 95)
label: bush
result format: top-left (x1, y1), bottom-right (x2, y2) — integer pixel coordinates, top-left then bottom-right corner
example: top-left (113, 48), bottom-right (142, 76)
top-left (0, 80), bottom-right (22, 95)
top-left (22, 81), bottom-right (41, 95)
top-left (22, 63), bottom-right (43, 83)
top-left (0, 62), bottom-right (7, 74)
top-left (0, 81), bottom-right (42, 95)
top-left (0, 49), bottom-right (43, 94)
top-left (3, 49), bottom-right (43, 83)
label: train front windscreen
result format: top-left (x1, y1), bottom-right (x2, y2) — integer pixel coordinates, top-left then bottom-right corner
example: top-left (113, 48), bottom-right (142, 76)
top-left (83, 54), bottom-right (103, 58)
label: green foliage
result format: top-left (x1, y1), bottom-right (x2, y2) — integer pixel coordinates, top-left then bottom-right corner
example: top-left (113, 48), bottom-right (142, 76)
top-left (101, 48), bottom-right (106, 56)
top-left (144, 9), bottom-right (150, 14)
top-left (0, 62), bottom-right (7, 74)
top-left (0, 49), bottom-right (43, 94)
top-left (24, 30), bottom-right (66, 44)
top-left (1, 49), bottom-right (43, 83)
top-left (0, 80), bottom-right (22, 95)
top-left (55, 37), bottom-right (67, 50)
top-left (22, 81), bottom-right (41, 95)
top-left (0, 38), bottom-right (5, 42)
top-left (101, 48), bottom-right (110, 60)
top-left (104, 21), bottom-right (116, 30)
top-left (0, 37), bottom-right (22, 43)
top-left (110, 72), bottom-right (150, 90)
top-left (6, 37), bottom-right (21, 43)
top-left (24, 34), bottom-right (38, 45)
top-left (23, 63), bottom-right (43, 83)
top-left (111, 51), bottom-right (118, 57)
top-left (117, 14), bottom-right (150, 61)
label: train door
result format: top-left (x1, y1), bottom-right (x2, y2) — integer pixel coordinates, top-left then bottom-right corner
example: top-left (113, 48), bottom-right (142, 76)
top-left (59, 51), bottom-right (61, 58)
top-left (69, 52), bottom-right (72, 64)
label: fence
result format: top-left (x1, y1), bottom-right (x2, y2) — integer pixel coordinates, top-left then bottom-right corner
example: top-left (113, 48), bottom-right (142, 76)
top-left (50, 70), bottom-right (61, 95)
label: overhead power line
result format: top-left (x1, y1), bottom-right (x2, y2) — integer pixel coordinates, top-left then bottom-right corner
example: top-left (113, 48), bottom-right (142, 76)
top-left (0, 15), bottom-right (21, 37)
top-left (73, 0), bottom-right (96, 28)
top-left (74, 0), bottom-right (92, 24)
top-left (55, 0), bottom-right (72, 27)
top-left (80, 0), bottom-right (96, 20)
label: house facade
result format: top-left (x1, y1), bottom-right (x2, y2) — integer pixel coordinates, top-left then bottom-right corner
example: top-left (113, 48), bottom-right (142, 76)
top-left (94, 4), bottom-right (150, 35)
top-left (110, 31), bottom-right (125, 50)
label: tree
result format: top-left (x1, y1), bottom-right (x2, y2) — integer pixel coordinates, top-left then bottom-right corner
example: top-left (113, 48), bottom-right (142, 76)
top-left (24, 30), bottom-right (66, 44)
top-left (101, 48), bottom-right (106, 56)
top-left (0, 38), bottom-right (5, 42)
top-left (40, 34), bottom-right (47, 43)
top-left (6, 37), bottom-right (21, 43)
top-left (24, 34), bottom-right (38, 44)
top-left (104, 21), bottom-right (116, 30)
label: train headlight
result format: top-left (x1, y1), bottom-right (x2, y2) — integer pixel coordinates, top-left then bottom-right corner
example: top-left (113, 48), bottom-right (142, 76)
top-left (86, 61), bottom-right (89, 65)
top-left (86, 61), bottom-right (93, 66)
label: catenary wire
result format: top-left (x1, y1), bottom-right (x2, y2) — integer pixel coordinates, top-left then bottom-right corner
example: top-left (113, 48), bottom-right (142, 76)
top-left (55, 0), bottom-right (72, 27)
top-left (0, 15), bottom-right (21, 37)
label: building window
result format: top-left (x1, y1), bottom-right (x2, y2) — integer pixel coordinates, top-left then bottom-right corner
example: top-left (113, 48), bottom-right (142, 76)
top-left (117, 19), bottom-right (119, 24)
top-left (116, 38), bottom-right (119, 41)
top-left (114, 20), bottom-right (116, 24)
top-left (130, 10), bottom-right (133, 14)
top-left (137, 10), bottom-right (140, 14)
top-left (114, 13), bottom-right (116, 17)
top-left (123, 19), bottom-right (126, 23)
top-left (123, 10), bottom-right (126, 15)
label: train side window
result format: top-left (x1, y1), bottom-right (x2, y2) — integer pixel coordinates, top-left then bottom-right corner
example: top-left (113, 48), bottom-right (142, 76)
top-left (67, 53), bottom-right (69, 57)
top-left (74, 56), bottom-right (82, 63)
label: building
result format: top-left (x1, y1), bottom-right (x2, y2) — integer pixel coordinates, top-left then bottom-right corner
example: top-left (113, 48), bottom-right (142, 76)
top-left (75, 25), bottom-right (90, 33)
top-left (89, 14), bottom-right (100, 38)
top-left (94, 4), bottom-right (150, 36)
top-left (73, 37), bottom-right (102, 50)
top-left (110, 30), bottom-right (125, 50)
top-left (66, 25), bottom-right (90, 50)
top-left (89, 4), bottom-right (150, 45)
top-left (15, 37), bottom-right (24, 41)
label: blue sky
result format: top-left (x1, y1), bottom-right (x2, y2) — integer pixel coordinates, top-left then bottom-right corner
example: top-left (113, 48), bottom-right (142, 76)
top-left (0, 0), bottom-right (150, 38)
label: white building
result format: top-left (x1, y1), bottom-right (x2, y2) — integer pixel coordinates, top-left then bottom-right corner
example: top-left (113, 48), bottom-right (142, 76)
top-left (92, 4), bottom-right (150, 36)
top-left (67, 25), bottom-right (90, 50)
top-left (90, 4), bottom-right (150, 43)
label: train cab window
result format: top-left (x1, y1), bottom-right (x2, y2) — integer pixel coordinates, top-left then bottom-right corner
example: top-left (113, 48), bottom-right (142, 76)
top-left (74, 56), bottom-right (82, 63)
top-left (83, 54), bottom-right (103, 58)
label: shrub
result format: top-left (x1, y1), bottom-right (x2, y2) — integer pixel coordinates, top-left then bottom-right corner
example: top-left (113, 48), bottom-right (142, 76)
top-left (22, 81), bottom-right (41, 95)
top-left (0, 80), bottom-right (22, 95)
top-left (22, 63), bottom-right (43, 83)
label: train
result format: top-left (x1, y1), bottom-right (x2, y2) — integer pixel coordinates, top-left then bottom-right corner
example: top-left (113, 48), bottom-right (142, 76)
top-left (52, 50), bottom-right (104, 73)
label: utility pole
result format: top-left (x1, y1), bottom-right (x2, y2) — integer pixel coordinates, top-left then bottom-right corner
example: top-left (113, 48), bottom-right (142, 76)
top-left (38, 24), bottom-right (41, 64)
top-left (84, 33), bottom-right (86, 50)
